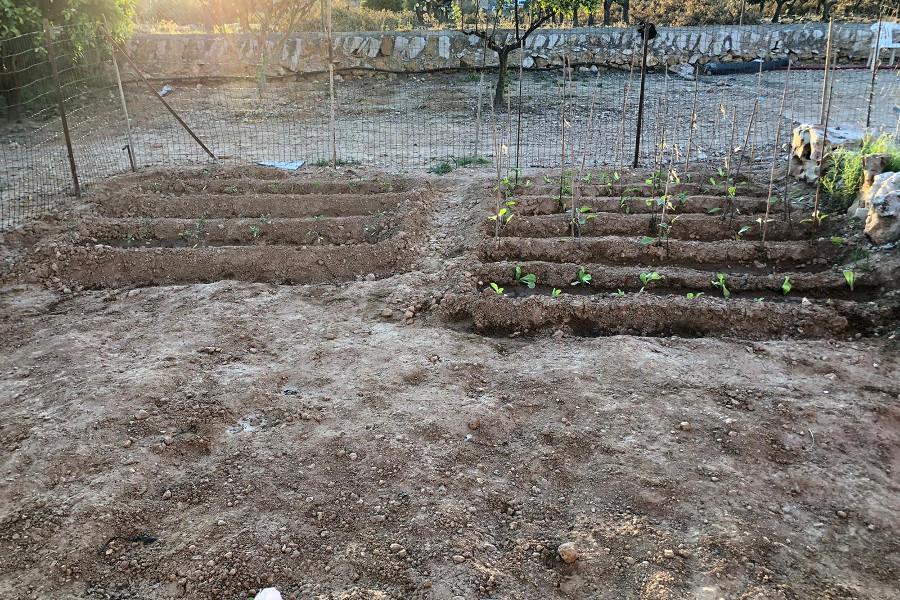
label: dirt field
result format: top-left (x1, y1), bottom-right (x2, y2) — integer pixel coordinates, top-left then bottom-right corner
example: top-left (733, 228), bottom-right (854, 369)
top-left (0, 165), bottom-right (898, 600)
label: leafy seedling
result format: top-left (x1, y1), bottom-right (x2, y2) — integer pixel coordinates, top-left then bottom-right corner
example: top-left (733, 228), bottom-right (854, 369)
top-left (640, 236), bottom-right (656, 245)
top-left (490, 283), bottom-right (504, 294)
top-left (830, 237), bottom-right (843, 246)
top-left (551, 288), bottom-right (562, 296)
top-left (249, 225), bottom-right (260, 239)
top-left (735, 225), bottom-right (751, 240)
top-left (781, 276), bottom-right (791, 295)
top-left (638, 272), bottom-right (661, 293)
top-left (843, 269), bottom-right (856, 291)
top-left (571, 266), bottom-right (592, 286)
top-left (712, 273), bottom-right (730, 298)
top-left (514, 267), bottom-right (536, 289)
top-left (124, 233), bottom-right (134, 248)
top-left (686, 292), bottom-right (704, 299)
top-left (259, 214), bottom-right (273, 224)
top-left (615, 289), bottom-right (625, 296)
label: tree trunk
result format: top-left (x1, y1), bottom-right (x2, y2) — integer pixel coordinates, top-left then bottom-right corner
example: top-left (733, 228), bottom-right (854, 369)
top-left (621, 0), bottom-right (630, 24)
top-left (573, 8), bottom-right (578, 27)
top-left (603, 0), bottom-right (612, 25)
top-left (494, 47), bottom-right (510, 109)
top-left (772, 0), bottom-right (787, 22)
top-left (588, 12), bottom-right (595, 26)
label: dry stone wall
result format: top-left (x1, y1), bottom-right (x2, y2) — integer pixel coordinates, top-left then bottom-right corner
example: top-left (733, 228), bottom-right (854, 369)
top-left (126, 24), bottom-right (875, 79)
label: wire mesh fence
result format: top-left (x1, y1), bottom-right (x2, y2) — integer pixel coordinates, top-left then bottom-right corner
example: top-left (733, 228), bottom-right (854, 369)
top-left (2, 22), bottom-right (900, 230)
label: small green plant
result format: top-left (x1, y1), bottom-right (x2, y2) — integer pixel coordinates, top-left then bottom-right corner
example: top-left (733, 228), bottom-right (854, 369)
top-left (451, 156), bottom-right (490, 167)
top-left (686, 292), bottom-right (704, 299)
top-left (712, 273), bottom-right (731, 298)
top-left (614, 289), bottom-right (625, 296)
top-left (781, 276), bottom-right (791, 295)
top-left (735, 225), bottom-right (751, 240)
top-left (259, 214), bottom-right (273, 224)
top-left (843, 269), bottom-right (857, 291)
top-left (830, 236), bottom-right (843, 246)
top-left (638, 272), bottom-right (661, 293)
top-left (225, 185), bottom-right (239, 194)
top-left (571, 266), bottom-right (592, 286)
top-left (314, 214), bottom-right (325, 222)
top-left (514, 267), bottom-right (536, 289)
top-left (640, 236), bottom-right (656, 245)
top-left (138, 217), bottom-right (156, 228)
top-left (552, 288), bottom-right (562, 296)
top-left (124, 233), bottom-right (134, 247)
top-left (490, 283), bottom-right (504, 294)
top-left (429, 161), bottom-right (453, 175)
top-left (801, 210), bottom-right (828, 226)
top-left (249, 225), bottom-right (260, 239)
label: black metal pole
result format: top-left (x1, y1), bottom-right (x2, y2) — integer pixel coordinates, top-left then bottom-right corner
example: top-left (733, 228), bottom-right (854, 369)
top-left (633, 24), bottom-right (650, 169)
top-left (43, 18), bottom-right (81, 198)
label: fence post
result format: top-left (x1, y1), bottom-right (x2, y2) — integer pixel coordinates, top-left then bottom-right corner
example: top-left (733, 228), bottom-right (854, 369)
top-left (42, 18), bottom-right (81, 198)
top-left (633, 22), bottom-right (652, 169)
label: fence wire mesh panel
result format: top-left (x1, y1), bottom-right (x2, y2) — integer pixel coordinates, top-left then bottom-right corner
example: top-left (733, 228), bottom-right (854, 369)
top-left (3, 23), bottom-right (900, 230)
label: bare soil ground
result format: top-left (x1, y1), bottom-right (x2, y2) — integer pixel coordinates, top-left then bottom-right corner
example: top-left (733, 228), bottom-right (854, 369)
top-left (0, 166), bottom-right (899, 600)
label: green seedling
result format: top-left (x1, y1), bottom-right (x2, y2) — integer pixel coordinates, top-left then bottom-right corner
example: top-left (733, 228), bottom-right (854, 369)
top-left (313, 214), bottom-right (325, 221)
top-left (708, 207), bottom-right (722, 214)
top-left (514, 267), bottom-right (536, 289)
top-left (583, 172), bottom-right (592, 184)
top-left (735, 225), bottom-right (751, 240)
top-left (225, 185), bottom-right (239, 194)
top-left (138, 217), bottom-right (156, 228)
top-left (712, 273), bottom-right (731, 298)
top-left (249, 225), bottom-right (260, 239)
top-left (490, 283), bottom-right (504, 294)
top-left (781, 276), bottom-right (791, 295)
top-left (640, 236), bottom-right (656, 245)
top-left (843, 269), bottom-right (856, 291)
top-left (638, 272), bottom-right (661, 293)
top-left (552, 288), bottom-right (562, 296)
top-left (830, 236), bottom-right (843, 246)
top-left (686, 292), bottom-right (704, 299)
top-left (801, 210), bottom-right (828, 225)
top-left (489, 206), bottom-right (514, 227)
top-left (259, 214), bottom-right (273, 224)
top-left (615, 289), bottom-right (625, 296)
top-left (571, 266), bottom-right (592, 286)
top-left (544, 175), bottom-right (553, 184)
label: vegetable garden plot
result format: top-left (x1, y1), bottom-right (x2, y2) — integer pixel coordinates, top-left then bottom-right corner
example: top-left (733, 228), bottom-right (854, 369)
top-left (13, 167), bottom-right (430, 288)
top-left (443, 176), bottom-right (895, 339)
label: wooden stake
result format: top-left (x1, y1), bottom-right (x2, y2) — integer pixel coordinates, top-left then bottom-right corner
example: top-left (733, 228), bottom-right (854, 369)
top-left (761, 64), bottom-right (791, 249)
top-left (105, 16), bottom-right (136, 172)
top-left (819, 19), bottom-right (834, 124)
top-left (685, 65), bottom-right (699, 172)
top-left (99, 26), bottom-right (215, 160)
top-left (43, 18), bottom-right (80, 197)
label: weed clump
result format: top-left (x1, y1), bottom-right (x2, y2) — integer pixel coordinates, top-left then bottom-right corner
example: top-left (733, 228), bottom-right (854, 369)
top-left (821, 134), bottom-right (900, 212)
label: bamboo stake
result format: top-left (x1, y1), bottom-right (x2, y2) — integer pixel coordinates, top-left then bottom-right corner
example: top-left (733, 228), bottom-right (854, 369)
top-left (327, 0), bottom-right (337, 167)
top-left (633, 24), bottom-right (651, 168)
top-left (784, 80), bottom-right (798, 226)
top-left (44, 18), bottom-right (80, 197)
top-left (685, 64), bottom-right (699, 172)
top-left (104, 16), bottom-right (136, 172)
top-left (99, 26), bottom-right (215, 160)
top-left (867, 7), bottom-right (885, 128)
top-left (819, 19), bottom-right (834, 124)
top-left (761, 64), bottom-right (791, 250)
top-left (812, 55), bottom-right (838, 240)
top-left (515, 38), bottom-right (524, 183)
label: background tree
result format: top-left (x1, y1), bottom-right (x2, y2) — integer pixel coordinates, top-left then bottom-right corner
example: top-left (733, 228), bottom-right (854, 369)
top-left (1, 0), bottom-right (134, 119)
top-left (204, 0), bottom-right (318, 96)
top-left (464, 0), bottom-right (597, 109)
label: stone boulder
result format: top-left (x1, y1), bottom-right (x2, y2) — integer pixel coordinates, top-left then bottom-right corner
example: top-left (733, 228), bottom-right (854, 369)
top-left (789, 123), bottom-right (864, 183)
top-left (862, 171), bottom-right (900, 245)
top-left (847, 153), bottom-right (894, 218)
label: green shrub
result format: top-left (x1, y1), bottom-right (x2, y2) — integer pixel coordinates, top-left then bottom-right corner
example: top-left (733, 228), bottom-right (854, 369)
top-left (821, 134), bottom-right (900, 212)
top-left (362, 0), bottom-right (405, 12)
